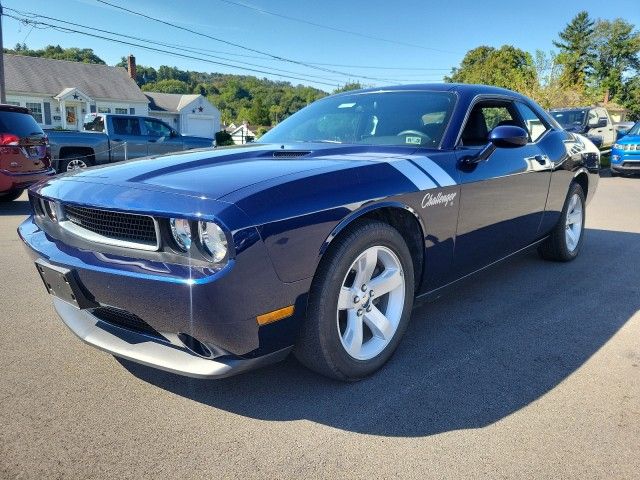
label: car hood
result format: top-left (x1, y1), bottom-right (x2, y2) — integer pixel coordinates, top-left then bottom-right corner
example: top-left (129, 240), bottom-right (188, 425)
top-left (52, 143), bottom-right (414, 200)
top-left (616, 135), bottom-right (640, 144)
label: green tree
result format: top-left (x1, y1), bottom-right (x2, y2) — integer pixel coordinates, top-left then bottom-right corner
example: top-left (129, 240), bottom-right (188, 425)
top-left (619, 76), bottom-right (640, 121)
top-left (592, 18), bottom-right (640, 102)
top-left (445, 45), bottom-right (537, 93)
top-left (141, 79), bottom-right (190, 94)
top-left (3, 44), bottom-right (105, 64)
top-left (333, 82), bottom-right (363, 94)
top-left (553, 11), bottom-right (596, 89)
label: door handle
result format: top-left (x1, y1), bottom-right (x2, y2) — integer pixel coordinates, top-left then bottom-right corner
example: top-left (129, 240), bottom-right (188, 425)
top-left (113, 138), bottom-right (123, 142)
top-left (148, 139), bottom-right (157, 143)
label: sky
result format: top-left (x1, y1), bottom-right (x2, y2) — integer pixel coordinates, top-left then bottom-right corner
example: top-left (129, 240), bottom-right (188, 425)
top-left (2, 0), bottom-right (639, 92)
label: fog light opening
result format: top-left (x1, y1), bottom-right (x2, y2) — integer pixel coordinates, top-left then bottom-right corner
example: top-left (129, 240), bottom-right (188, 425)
top-left (178, 333), bottom-right (213, 359)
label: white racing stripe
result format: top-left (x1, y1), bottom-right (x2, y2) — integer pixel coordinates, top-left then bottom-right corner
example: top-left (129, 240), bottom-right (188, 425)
top-left (391, 160), bottom-right (437, 190)
top-left (409, 156), bottom-right (457, 187)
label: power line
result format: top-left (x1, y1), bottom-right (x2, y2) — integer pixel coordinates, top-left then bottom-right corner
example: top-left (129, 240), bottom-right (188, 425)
top-left (5, 8), bottom-right (440, 84)
top-left (3, 13), bottom-right (347, 87)
top-left (4, 8), bottom-right (355, 84)
top-left (94, 0), bottom-right (407, 84)
top-left (217, 0), bottom-right (459, 55)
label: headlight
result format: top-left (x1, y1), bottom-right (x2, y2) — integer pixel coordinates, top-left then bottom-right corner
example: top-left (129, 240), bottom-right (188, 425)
top-left (170, 218), bottom-right (192, 251)
top-left (199, 221), bottom-right (228, 262)
top-left (41, 199), bottom-right (58, 222)
top-left (613, 143), bottom-right (622, 150)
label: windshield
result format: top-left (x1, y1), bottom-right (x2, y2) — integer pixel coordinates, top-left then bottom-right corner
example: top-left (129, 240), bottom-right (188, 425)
top-left (551, 109), bottom-right (587, 128)
top-left (626, 122), bottom-right (640, 136)
top-left (259, 91), bottom-right (456, 148)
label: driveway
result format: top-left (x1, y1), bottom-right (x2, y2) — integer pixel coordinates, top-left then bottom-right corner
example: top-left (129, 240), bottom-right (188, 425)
top-left (1, 176), bottom-right (639, 479)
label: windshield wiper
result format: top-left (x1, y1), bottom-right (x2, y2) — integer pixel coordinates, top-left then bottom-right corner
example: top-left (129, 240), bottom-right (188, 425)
top-left (302, 139), bottom-right (343, 144)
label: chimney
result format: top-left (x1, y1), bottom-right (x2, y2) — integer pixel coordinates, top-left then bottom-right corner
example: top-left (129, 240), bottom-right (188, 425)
top-left (127, 55), bottom-right (137, 81)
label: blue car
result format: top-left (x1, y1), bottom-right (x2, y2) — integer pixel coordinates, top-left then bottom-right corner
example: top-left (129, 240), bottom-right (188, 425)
top-left (19, 84), bottom-right (600, 381)
top-left (611, 121), bottom-right (640, 176)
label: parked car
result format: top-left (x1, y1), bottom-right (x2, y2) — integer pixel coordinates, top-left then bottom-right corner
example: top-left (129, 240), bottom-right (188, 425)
top-left (550, 107), bottom-right (616, 149)
top-left (614, 121), bottom-right (635, 139)
top-left (19, 84), bottom-right (599, 381)
top-left (47, 113), bottom-right (215, 172)
top-left (611, 121), bottom-right (640, 176)
top-left (0, 104), bottom-right (55, 202)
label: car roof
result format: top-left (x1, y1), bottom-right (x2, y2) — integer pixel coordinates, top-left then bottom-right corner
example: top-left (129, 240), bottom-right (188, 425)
top-left (549, 107), bottom-right (591, 111)
top-left (0, 104), bottom-right (30, 114)
top-left (332, 82), bottom-right (525, 97)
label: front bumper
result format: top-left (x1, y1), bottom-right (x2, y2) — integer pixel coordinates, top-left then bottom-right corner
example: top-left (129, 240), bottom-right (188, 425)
top-left (19, 213), bottom-right (310, 377)
top-left (53, 297), bottom-right (291, 378)
top-left (0, 167), bottom-right (55, 192)
top-left (610, 153), bottom-right (640, 173)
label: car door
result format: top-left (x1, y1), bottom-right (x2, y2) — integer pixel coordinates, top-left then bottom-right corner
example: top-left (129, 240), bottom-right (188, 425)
top-left (108, 116), bottom-right (147, 161)
top-left (596, 108), bottom-right (615, 147)
top-left (143, 118), bottom-right (184, 156)
top-left (452, 98), bottom-right (552, 277)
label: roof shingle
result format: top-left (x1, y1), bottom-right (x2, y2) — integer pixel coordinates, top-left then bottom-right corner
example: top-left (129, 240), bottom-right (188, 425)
top-left (3, 54), bottom-right (148, 102)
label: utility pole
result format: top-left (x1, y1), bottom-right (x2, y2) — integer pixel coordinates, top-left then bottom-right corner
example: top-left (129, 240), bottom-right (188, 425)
top-left (0, 1), bottom-right (6, 103)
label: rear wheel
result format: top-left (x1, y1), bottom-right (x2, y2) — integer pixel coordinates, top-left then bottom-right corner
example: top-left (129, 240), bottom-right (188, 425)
top-left (538, 182), bottom-right (585, 262)
top-left (295, 220), bottom-right (415, 381)
top-left (0, 189), bottom-right (24, 202)
top-left (59, 155), bottom-right (93, 173)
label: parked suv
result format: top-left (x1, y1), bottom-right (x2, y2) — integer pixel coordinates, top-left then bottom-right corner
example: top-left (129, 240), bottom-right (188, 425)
top-left (0, 105), bottom-right (55, 202)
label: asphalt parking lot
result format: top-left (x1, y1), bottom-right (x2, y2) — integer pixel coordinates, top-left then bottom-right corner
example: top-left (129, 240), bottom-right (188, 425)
top-left (1, 175), bottom-right (639, 479)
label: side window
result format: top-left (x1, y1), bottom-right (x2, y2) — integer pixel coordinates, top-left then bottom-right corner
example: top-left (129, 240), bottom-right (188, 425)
top-left (460, 101), bottom-right (519, 146)
top-left (144, 119), bottom-right (172, 137)
top-left (112, 117), bottom-right (141, 136)
top-left (587, 109), bottom-right (598, 127)
top-left (515, 102), bottom-right (549, 142)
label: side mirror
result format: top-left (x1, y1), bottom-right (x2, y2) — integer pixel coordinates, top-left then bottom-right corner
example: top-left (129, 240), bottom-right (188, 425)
top-left (170, 130), bottom-right (178, 137)
top-left (596, 118), bottom-right (608, 128)
top-left (465, 125), bottom-right (528, 164)
top-left (489, 125), bottom-right (529, 148)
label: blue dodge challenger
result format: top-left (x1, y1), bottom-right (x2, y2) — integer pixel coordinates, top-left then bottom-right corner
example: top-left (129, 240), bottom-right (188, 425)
top-left (19, 84), bottom-right (600, 381)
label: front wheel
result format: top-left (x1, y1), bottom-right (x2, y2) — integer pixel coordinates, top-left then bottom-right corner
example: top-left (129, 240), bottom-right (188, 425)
top-left (538, 182), bottom-right (586, 261)
top-left (295, 220), bottom-right (415, 381)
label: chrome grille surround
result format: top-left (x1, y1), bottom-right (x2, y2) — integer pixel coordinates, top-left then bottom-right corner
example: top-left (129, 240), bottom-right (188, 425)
top-left (60, 204), bottom-right (160, 251)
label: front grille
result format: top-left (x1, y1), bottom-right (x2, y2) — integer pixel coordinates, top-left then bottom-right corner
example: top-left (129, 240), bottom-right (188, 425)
top-left (272, 150), bottom-right (310, 158)
top-left (92, 306), bottom-right (161, 337)
top-left (64, 204), bottom-right (157, 248)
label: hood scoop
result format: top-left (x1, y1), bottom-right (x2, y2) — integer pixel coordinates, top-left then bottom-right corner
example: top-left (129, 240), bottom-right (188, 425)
top-left (272, 150), bottom-right (311, 158)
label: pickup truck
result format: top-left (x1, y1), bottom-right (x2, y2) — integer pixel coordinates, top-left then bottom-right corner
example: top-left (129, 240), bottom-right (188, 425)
top-left (47, 113), bottom-right (215, 172)
top-left (549, 107), bottom-right (616, 149)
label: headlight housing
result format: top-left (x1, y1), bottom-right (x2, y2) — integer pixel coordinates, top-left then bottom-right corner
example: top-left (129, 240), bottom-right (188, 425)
top-left (170, 218), bottom-right (192, 251)
top-left (199, 221), bottom-right (228, 263)
top-left (613, 143), bottom-right (622, 150)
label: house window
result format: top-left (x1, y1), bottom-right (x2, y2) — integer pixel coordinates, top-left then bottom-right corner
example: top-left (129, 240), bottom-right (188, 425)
top-left (26, 102), bottom-right (43, 123)
top-left (98, 107), bottom-right (111, 113)
top-left (114, 108), bottom-right (128, 114)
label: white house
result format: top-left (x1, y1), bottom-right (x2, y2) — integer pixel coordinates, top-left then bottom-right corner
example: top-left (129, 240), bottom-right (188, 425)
top-left (228, 121), bottom-right (265, 144)
top-left (145, 92), bottom-right (220, 139)
top-left (3, 54), bottom-right (149, 130)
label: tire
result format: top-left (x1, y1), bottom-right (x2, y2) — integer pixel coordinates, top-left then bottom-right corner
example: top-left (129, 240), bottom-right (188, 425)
top-left (59, 155), bottom-right (92, 173)
top-left (0, 189), bottom-right (24, 202)
top-left (294, 220), bottom-right (415, 381)
top-left (538, 182), bottom-right (586, 262)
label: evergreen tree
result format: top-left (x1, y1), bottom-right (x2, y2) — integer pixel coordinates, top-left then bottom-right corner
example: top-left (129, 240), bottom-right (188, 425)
top-left (553, 11), bottom-right (596, 89)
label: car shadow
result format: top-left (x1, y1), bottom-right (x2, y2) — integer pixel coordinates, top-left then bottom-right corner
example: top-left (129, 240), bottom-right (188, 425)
top-left (0, 199), bottom-right (31, 216)
top-left (119, 228), bottom-right (640, 437)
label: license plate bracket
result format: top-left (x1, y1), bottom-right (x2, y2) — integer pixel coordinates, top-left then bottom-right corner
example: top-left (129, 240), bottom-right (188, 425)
top-left (35, 260), bottom-right (98, 309)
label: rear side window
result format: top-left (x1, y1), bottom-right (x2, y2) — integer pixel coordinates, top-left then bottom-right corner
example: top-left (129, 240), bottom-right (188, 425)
top-left (112, 117), bottom-right (141, 136)
top-left (0, 111), bottom-right (44, 137)
top-left (515, 102), bottom-right (548, 142)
